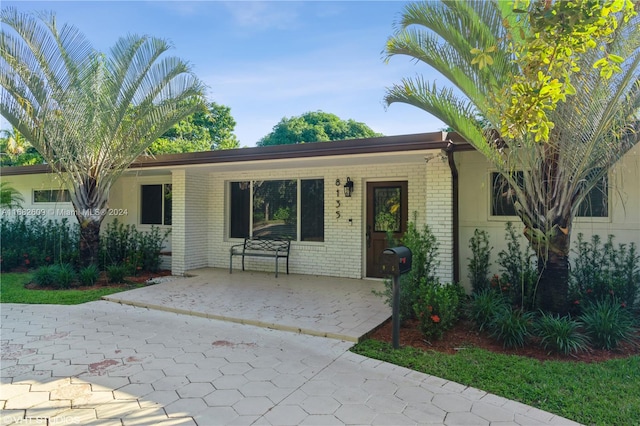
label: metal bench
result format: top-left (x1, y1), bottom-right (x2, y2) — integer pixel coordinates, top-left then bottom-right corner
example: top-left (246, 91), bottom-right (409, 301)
top-left (229, 238), bottom-right (291, 277)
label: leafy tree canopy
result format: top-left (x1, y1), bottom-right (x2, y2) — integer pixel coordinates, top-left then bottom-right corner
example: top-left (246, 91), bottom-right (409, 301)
top-left (0, 128), bottom-right (44, 166)
top-left (148, 102), bottom-right (240, 154)
top-left (257, 111), bottom-right (382, 146)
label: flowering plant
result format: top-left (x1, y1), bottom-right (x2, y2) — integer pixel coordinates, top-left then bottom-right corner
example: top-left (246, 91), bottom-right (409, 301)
top-left (413, 279), bottom-right (464, 341)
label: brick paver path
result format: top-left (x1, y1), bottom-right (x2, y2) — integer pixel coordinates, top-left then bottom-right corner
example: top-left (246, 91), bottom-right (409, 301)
top-left (1, 301), bottom-right (579, 425)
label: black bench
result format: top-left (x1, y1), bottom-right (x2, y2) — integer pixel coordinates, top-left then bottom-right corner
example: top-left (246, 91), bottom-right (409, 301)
top-left (229, 238), bottom-right (291, 277)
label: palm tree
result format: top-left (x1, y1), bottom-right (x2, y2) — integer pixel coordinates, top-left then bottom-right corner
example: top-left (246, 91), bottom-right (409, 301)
top-left (0, 8), bottom-right (205, 266)
top-left (384, 1), bottom-right (640, 312)
top-left (0, 181), bottom-right (24, 209)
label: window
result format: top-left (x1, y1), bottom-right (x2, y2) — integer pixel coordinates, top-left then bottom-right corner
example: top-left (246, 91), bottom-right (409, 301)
top-left (576, 174), bottom-right (608, 217)
top-left (491, 172), bottom-right (523, 217)
top-left (490, 171), bottom-right (608, 218)
top-left (230, 181), bottom-right (250, 239)
top-left (33, 189), bottom-right (70, 203)
top-left (229, 179), bottom-right (324, 241)
top-left (141, 184), bottom-right (172, 225)
top-left (253, 180), bottom-right (297, 239)
top-left (301, 179), bottom-right (324, 241)
top-left (373, 186), bottom-right (402, 232)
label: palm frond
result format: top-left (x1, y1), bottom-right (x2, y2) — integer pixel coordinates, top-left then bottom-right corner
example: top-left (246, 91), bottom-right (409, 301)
top-left (1, 8), bottom-right (205, 215)
top-left (384, 0), bottom-right (640, 258)
top-left (385, 0), bottom-right (515, 109)
top-left (385, 76), bottom-right (504, 166)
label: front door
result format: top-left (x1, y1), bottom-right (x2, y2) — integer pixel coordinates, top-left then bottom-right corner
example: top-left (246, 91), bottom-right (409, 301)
top-left (366, 181), bottom-right (408, 278)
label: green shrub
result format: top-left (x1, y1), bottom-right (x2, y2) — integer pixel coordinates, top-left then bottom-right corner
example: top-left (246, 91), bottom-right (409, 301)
top-left (580, 298), bottom-right (637, 350)
top-left (374, 220), bottom-right (441, 323)
top-left (100, 219), bottom-right (170, 273)
top-left (273, 207), bottom-right (292, 223)
top-left (0, 216), bottom-right (78, 271)
top-left (468, 289), bottom-right (508, 332)
top-left (79, 264), bottom-right (101, 286)
top-left (489, 307), bottom-right (534, 348)
top-left (497, 222), bottom-right (539, 310)
top-left (533, 312), bottom-right (589, 355)
top-left (570, 234), bottom-right (639, 311)
top-left (468, 229), bottom-right (492, 293)
top-left (106, 264), bottom-right (129, 283)
top-left (414, 280), bottom-right (465, 341)
top-left (51, 263), bottom-right (76, 289)
top-left (32, 265), bottom-right (57, 287)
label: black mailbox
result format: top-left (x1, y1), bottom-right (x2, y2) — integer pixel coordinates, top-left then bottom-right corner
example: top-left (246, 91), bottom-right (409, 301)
top-left (380, 246), bottom-right (412, 276)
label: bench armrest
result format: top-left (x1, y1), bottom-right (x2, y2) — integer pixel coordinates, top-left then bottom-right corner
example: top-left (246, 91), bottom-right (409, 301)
top-left (230, 242), bottom-right (245, 253)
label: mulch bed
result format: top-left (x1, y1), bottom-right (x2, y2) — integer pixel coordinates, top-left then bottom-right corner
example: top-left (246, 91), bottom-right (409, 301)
top-left (369, 317), bottom-right (640, 363)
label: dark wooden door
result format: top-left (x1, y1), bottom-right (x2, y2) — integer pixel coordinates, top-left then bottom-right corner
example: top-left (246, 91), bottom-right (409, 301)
top-left (366, 181), bottom-right (408, 278)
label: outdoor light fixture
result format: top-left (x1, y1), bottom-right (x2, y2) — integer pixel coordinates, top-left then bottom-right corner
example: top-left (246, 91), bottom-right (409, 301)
top-left (344, 177), bottom-right (354, 197)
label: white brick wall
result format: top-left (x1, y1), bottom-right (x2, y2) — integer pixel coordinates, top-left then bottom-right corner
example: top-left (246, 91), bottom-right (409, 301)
top-left (425, 153), bottom-right (454, 283)
top-left (188, 155), bottom-right (452, 281)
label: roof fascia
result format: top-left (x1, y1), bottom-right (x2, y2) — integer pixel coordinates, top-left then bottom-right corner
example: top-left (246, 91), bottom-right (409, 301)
top-left (0, 132), bottom-right (472, 176)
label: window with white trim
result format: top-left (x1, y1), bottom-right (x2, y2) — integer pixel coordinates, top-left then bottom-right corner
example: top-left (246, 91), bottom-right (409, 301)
top-left (140, 184), bottom-right (172, 225)
top-left (229, 179), bottom-right (324, 241)
top-left (490, 171), bottom-right (608, 218)
top-left (33, 189), bottom-right (70, 203)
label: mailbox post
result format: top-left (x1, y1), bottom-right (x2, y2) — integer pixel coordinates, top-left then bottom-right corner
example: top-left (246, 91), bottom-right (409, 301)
top-left (380, 246), bottom-right (412, 349)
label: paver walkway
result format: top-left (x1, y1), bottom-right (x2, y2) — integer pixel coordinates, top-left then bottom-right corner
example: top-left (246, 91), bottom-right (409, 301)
top-left (102, 268), bottom-right (391, 342)
top-left (1, 270), bottom-right (581, 425)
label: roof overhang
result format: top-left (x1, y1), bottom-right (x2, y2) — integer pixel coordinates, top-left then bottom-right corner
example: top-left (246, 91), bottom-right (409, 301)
top-left (0, 132), bottom-right (473, 177)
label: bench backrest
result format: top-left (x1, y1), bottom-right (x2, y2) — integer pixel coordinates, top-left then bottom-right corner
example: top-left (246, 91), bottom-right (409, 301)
top-left (244, 238), bottom-right (290, 254)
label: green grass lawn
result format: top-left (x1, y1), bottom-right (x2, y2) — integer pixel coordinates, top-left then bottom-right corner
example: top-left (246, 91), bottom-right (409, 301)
top-left (0, 272), bottom-right (145, 305)
top-left (352, 339), bottom-right (640, 426)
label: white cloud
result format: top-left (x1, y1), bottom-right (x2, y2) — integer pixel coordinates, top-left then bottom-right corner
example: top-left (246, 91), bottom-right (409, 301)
top-left (222, 1), bottom-right (302, 32)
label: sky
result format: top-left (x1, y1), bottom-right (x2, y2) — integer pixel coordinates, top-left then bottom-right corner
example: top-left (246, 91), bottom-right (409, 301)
top-left (2, 1), bottom-right (447, 147)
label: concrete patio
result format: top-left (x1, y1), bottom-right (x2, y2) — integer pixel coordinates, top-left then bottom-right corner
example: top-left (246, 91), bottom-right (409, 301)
top-left (0, 269), bottom-right (581, 425)
top-left (102, 268), bottom-right (392, 342)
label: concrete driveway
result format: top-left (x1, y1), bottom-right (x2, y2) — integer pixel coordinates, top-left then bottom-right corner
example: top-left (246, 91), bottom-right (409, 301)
top-left (1, 269), bottom-right (580, 425)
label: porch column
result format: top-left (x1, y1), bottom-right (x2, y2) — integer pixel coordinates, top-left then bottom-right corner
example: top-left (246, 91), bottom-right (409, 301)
top-left (425, 153), bottom-right (454, 283)
top-left (171, 169), bottom-right (211, 275)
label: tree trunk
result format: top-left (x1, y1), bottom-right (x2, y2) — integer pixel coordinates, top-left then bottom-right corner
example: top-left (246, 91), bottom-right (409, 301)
top-left (72, 176), bottom-right (109, 268)
top-left (537, 251), bottom-right (570, 314)
top-left (78, 219), bottom-right (102, 267)
top-left (522, 209), bottom-right (572, 314)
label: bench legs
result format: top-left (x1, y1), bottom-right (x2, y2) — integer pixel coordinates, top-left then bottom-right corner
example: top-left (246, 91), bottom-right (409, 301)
top-left (229, 254), bottom-right (288, 277)
top-left (229, 255), bottom-right (247, 274)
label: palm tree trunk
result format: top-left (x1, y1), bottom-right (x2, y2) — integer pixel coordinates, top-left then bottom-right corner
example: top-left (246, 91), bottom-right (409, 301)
top-left (523, 207), bottom-right (572, 314)
top-left (78, 219), bottom-right (102, 267)
top-left (72, 177), bottom-right (108, 268)
top-left (537, 251), bottom-right (570, 314)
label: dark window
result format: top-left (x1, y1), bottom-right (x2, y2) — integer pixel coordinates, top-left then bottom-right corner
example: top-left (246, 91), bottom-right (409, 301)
top-left (491, 171), bottom-right (608, 218)
top-left (141, 184), bottom-right (172, 225)
top-left (33, 189), bottom-right (71, 203)
top-left (491, 172), bottom-right (523, 217)
top-left (301, 179), bottom-right (324, 241)
top-left (230, 181), bottom-right (250, 238)
top-left (576, 174), bottom-right (608, 217)
top-left (229, 178), bottom-right (325, 241)
top-left (253, 180), bottom-right (297, 239)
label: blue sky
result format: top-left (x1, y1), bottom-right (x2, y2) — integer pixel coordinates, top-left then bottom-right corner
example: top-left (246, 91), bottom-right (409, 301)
top-left (2, 1), bottom-right (446, 147)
